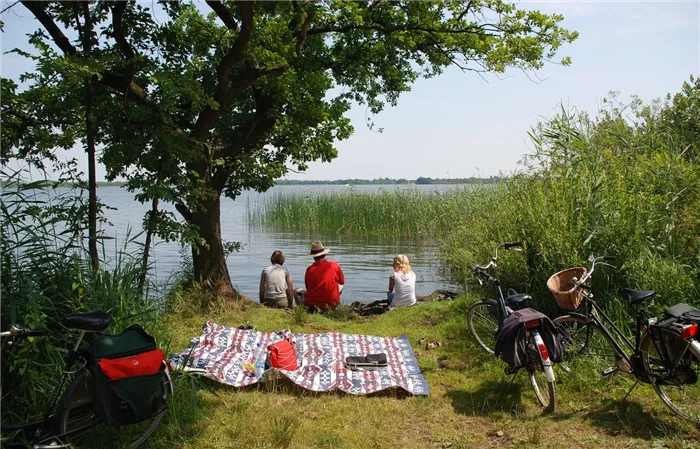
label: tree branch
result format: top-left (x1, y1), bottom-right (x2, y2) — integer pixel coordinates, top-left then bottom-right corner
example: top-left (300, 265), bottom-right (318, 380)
top-left (206, 0), bottom-right (240, 33)
top-left (368, 0), bottom-right (384, 11)
top-left (214, 89), bottom-right (278, 188)
top-left (193, 2), bottom-right (254, 137)
top-left (112, 2), bottom-right (136, 61)
top-left (1, 1), bottom-right (19, 15)
top-left (455, 1), bottom-right (473, 22)
top-left (20, 1), bottom-right (77, 55)
top-left (296, 8), bottom-right (316, 57)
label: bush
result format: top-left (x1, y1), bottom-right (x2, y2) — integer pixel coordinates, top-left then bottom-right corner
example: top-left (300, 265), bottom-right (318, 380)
top-left (440, 83), bottom-right (700, 317)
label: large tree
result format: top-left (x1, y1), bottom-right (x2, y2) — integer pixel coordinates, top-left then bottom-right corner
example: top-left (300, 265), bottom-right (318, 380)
top-left (8, 1), bottom-right (577, 292)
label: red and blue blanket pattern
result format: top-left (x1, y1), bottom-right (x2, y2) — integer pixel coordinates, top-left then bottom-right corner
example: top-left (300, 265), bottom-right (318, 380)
top-left (169, 321), bottom-right (429, 396)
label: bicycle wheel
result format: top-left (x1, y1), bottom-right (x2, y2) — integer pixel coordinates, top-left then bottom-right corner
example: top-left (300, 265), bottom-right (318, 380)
top-left (59, 369), bottom-right (171, 448)
top-left (554, 315), bottom-right (619, 378)
top-left (467, 300), bottom-right (500, 354)
top-left (526, 332), bottom-right (556, 412)
top-left (641, 327), bottom-right (700, 424)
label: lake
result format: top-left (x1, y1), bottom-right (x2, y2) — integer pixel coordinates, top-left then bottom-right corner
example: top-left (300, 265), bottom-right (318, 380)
top-left (94, 184), bottom-right (462, 304)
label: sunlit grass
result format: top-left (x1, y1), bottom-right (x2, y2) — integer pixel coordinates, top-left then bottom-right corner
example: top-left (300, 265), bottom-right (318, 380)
top-left (145, 292), bottom-right (700, 448)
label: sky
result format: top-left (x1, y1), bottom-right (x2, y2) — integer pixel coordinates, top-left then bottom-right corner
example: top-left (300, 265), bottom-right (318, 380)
top-left (1, 1), bottom-right (698, 181)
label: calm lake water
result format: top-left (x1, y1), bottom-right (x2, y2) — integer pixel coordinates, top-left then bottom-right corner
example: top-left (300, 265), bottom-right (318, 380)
top-left (90, 184), bottom-right (462, 304)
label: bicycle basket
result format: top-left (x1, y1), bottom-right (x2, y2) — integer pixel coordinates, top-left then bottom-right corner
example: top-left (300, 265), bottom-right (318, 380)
top-left (547, 267), bottom-right (587, 311)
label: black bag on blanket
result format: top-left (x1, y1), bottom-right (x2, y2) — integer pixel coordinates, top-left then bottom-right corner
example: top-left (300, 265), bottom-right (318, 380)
top-left (345, 353), bottom-right (388, 370)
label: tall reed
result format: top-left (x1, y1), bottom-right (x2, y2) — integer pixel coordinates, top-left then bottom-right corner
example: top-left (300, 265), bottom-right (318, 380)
top-left (0, 168), bottom-right (162, 421)
top-left (248, 187), bottom-right (481, 239)
top-left (441, 96), bottom-right (699, 320)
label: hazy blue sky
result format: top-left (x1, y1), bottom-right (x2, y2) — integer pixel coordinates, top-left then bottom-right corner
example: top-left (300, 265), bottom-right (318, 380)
top-left (2, 1), bottom-right (698, 181)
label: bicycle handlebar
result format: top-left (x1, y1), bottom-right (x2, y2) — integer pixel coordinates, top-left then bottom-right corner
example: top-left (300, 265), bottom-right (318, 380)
top-left (471, 242), bottom-right (525, 284)
top-left (574, 255), bottom-right (617, 287)
top-left (0, 326), bottom-right (46, 339)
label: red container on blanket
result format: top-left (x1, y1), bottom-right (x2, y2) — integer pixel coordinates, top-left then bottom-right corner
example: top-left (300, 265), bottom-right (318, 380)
top-left (98, 349), bottom-right (165, 380)
top-left (267, 338), bottom-right (298, 371)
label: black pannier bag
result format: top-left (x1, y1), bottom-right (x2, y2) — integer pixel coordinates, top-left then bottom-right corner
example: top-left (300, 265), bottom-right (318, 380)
top-left (664, 303), bottom-right (700, 325)
top-left (495, 308), bottom-right (564, 372)
top-left (89, 324), bottom-right (168, 426)
top-left (653, 303), bottom-right (700, 335)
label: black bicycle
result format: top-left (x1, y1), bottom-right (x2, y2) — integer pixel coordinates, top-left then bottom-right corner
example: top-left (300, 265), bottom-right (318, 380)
top-left (551, 255), bottom-right (700, 423)
top-left (1, 310), bottom-right (172, 448)
top-left (467, 242), bottom-right (557, 411)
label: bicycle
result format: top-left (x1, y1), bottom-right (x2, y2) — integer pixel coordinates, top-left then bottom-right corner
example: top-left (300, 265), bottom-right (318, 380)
top-left (551, 255), bottom-right (700, 423)
top-left (466, 242), bottom-right (558, 411)
top-left (1, 310), bottom-right (172, 448)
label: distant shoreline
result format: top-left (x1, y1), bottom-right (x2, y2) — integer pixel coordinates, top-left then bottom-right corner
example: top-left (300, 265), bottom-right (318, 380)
top-left (274, 176), bottom-right (501, 185)
top-left (3, 177), bottom-right (501, 188)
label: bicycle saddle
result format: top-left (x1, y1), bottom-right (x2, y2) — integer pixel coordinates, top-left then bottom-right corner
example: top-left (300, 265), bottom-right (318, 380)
top-left (63, 309), bottom-right (111, 331)
top-left (506, 288), bottom-right (532, 308)
top-left (621, 288), bottom-right (656, 305)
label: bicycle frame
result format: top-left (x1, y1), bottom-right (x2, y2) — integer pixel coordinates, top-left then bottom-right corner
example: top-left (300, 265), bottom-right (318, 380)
top-left (473, 242), bottom-right (522, 319)
top-left (1, 329), bottom-right (92, 448)
top-left (473, 242), bottom-right (556, 382)
top-left (574, 289), bottom-right (648, 369)
top-left (566, 255), bottom-right (674, 380)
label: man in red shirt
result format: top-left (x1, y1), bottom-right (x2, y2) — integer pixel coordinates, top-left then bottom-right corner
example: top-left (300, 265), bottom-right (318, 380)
top-left (302, 241), bottom-right (345, 310)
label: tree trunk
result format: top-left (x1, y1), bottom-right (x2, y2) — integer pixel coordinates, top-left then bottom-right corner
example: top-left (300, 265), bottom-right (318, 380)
top-left (190, 191), bottom-right (233, 293)
top-left (85, 78), bottom-right (99, 271)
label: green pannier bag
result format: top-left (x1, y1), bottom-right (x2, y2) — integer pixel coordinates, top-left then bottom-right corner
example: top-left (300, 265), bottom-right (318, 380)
top-left (89, 324), bottom-right (168, 425)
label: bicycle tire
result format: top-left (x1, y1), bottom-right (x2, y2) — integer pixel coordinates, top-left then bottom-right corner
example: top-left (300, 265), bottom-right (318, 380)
top-left (553, 315), bottom-right (620, 378)
top-left (525, 332), bottom-right (556, 412)
top-left (58, 368), bottom-right (170, 448)
top-left (467, 300), bottom-right (500, 354)
top-left (641, 327), bottom-right (700, 424)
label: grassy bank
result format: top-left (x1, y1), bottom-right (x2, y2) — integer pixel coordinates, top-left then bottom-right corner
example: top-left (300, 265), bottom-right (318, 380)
top-left (144, 292), bottom-right (700, 448)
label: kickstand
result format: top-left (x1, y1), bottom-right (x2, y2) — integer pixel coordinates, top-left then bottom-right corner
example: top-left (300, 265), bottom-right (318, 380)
top-left (621, 380), bottom-right (640, 402)
top-left (508, 371), bottom-right (520, 387)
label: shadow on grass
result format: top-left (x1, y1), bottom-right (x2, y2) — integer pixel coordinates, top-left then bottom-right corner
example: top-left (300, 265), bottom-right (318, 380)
top-left (203, 371), bottom-right (415, 400)
top-left (582, 398), bottom-right (686, 440)
top-left (447, 378), bottom-right (526, 417)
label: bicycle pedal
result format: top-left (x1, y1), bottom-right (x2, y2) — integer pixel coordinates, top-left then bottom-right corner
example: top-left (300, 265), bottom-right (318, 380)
top-left (601, 366), bottom-right (618, 377)
top-left (560, 364), bottom-right (571, 374)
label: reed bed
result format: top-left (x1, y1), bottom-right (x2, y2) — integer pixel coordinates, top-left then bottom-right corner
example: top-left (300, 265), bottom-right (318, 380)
top-left (248, 187), bottom-right (480, 239)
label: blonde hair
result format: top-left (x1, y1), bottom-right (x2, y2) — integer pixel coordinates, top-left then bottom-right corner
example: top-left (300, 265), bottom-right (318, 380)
top-left (393, 255), bottom-right (411, 274)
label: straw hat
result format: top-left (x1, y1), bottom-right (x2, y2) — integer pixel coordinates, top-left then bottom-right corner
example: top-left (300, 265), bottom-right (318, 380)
top-left (308, 241), bottom-right (330, 257)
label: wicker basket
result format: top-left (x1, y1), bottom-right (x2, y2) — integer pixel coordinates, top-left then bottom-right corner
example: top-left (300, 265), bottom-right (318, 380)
top-left (547, 267), bottom-right (588, 311)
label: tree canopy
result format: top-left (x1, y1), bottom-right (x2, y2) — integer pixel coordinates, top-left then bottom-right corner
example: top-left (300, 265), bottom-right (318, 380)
top-left (4, 0), bottom-right (578, 289)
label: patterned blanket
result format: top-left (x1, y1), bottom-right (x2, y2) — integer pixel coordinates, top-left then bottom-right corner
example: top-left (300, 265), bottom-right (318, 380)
top-left (169, 321), bottom-right (429, 396)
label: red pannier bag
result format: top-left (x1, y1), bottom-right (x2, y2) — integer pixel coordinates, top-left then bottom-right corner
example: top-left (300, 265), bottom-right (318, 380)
top-left (97, 348), bottom-right (165, 380)
top-left (267, 338), bottom-right (298, 371)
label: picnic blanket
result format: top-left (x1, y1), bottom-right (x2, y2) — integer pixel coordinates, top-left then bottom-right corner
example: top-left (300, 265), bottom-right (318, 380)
top-left (169, 321), bottom-right (429, 396)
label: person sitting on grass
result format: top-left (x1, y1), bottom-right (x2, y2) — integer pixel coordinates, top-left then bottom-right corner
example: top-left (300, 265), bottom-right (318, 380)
top-left (387, 254), bottom-right (416, 308)
top-left (259, 250), bottom-right (295, 309)
top-left (298, 241), bottom-right (345, 311)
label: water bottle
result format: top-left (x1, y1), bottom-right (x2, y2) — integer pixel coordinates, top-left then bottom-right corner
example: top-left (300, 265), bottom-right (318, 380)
top-left (254, 343), bottom-right (266, 378)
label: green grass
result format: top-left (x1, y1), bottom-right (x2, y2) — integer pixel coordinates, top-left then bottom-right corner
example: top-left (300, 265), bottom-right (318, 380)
top-left (139, 292), bottom-right (700, 449)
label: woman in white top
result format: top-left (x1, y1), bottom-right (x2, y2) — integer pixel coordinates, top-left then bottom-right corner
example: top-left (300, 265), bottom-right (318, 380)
top-left (387, 255), bottom-right (416, 308)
